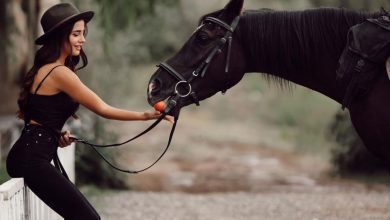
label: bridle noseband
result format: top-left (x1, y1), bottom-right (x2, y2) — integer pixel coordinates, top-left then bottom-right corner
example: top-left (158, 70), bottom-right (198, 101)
top-left (157, 16), bottom-right (241, 106)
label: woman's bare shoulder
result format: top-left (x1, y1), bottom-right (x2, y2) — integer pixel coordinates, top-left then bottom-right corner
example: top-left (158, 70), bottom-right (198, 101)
top-left (49, 65), bottom-right (82, 89)
top-left (31, 63), bottom-right (66, 93)
top-left (36, 63), bottom-right (71, 78)
top-left (33, 64), bottom-right (79, 93)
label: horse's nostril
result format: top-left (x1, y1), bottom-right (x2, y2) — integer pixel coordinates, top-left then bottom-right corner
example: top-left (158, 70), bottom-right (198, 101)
top-left (149, 83), bottom-right (157, 91)
top-left (149, 79), bottom-right (161, 96)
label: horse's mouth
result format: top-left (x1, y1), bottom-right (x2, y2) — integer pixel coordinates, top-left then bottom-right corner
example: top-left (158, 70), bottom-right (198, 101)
top-left (148, 95), bottom-right (168, 107)
top-left (147, 96), bottom-right (175, 116)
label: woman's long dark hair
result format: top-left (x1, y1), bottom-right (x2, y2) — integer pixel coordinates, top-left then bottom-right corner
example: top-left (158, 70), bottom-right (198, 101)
top-left (17, 21), bottom-right (89, 120)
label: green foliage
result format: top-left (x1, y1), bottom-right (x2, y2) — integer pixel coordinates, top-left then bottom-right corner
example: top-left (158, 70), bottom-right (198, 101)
top-left (74, 116), bottom-right (128, 189)
top-left (92, 0), bottom-right (180, 52)
top-left (123, 7), bottom-right (190, 63)
top-left (256, 82), bottom-right (339, 153)
top-left (328, 110), bottom-right (388, 174)
top-left (201, 74), bottom-right (340, 155)
top-left (95, 0), bottom-right (178, 33)
top-left (309, 0), bottom-right (390, 10)
top-left (74, 0), bottom-right (187, 65)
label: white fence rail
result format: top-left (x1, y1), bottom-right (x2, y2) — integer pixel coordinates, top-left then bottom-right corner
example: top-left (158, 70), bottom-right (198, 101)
top-left (0, 178), bottom-right (63, 220)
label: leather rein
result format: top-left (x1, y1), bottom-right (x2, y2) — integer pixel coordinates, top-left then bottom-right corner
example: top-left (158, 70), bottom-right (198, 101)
top-left (72, 16), bottom-right (240, 174)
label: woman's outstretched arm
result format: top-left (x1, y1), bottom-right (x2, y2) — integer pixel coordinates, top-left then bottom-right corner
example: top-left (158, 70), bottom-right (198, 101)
top-left (51, 66), bottom-right (168, 121)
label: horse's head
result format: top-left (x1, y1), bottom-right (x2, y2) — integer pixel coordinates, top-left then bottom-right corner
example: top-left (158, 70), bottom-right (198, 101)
top-left (147, 0), bottom-right (246, 114)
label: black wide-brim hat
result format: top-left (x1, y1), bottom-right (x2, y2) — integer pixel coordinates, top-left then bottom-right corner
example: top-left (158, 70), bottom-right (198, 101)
top-left (35, 3), bottom-right (94, 45)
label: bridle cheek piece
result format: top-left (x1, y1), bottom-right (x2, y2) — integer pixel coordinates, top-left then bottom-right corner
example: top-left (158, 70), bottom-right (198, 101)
top-left (156, 16), bottom-right (241, 107)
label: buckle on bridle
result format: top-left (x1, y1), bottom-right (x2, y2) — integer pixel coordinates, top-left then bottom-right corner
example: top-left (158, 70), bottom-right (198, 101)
top-left (174, 80), bottom-right (192, 97)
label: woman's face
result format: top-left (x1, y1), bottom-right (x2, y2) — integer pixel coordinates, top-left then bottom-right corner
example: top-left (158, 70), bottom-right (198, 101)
top-left (63, 20), bottom-right (86, 56)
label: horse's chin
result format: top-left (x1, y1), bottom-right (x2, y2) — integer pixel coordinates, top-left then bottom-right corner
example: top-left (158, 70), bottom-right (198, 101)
top-left (170, 99), bottom-right (190, 114)
top-left (165, 98), bottom-right (196, 116)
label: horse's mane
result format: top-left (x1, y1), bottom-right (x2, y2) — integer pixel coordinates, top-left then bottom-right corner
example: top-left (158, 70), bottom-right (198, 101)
top-left (239, 8), bottom-right (382, 88)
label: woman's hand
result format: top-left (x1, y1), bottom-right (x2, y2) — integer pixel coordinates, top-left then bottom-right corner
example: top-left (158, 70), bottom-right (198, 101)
top-left (143, 109), bottom-right (175, 123)
top-left (58, 130), bottom-right (74, 148)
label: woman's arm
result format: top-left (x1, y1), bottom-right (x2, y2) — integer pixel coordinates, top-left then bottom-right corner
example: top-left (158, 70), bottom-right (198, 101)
top-left (51, 66), bottom-right (161, 121)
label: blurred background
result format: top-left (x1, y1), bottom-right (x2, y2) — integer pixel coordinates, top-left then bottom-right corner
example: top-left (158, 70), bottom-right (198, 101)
top-left (1, 0), bottom-right (390, 196)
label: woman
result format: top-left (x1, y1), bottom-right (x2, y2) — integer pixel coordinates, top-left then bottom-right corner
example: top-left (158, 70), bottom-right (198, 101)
top-left (6, 3), bottom-right (171, 220)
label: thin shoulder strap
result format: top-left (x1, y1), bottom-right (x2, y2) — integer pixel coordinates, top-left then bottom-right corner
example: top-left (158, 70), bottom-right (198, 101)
top-left (33, 65), bottom-right (64, 95)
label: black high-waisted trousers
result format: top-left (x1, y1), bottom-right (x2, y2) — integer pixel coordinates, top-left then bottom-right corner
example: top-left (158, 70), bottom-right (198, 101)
top-left (6, 124), bottom-right (100, 220)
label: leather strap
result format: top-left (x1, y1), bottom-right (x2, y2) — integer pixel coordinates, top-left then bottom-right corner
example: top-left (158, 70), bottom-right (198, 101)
top-left (33, 65), bottom-right (64, 95)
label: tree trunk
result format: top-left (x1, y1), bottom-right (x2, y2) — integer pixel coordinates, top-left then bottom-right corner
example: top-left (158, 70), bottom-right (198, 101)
top-left (362, 0), bottom-right (370, 10)
top-left (0, 1), bottom-right (7, 84)
top-left (339, 0), bottom-right (349, 8)
top-left (0, 0), bottom-right (60, 115)
top-left (0, 0), bottom-right (32, 115)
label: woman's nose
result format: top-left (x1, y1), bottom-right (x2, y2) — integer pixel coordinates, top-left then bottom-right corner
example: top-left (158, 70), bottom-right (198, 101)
top-left (80, 35), bottom-right (86, 43)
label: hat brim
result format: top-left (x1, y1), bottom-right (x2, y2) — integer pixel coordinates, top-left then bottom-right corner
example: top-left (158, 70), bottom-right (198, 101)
top-left (35, 11), bottom-right (94, 45)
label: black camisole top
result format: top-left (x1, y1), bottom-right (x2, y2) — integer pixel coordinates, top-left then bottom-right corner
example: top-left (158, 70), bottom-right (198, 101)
top-left (26, 65), bottom-right (79, 132)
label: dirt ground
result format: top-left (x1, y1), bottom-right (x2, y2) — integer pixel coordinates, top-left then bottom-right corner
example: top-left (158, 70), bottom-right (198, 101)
top-left (89, 187), bottom-right (390, 220)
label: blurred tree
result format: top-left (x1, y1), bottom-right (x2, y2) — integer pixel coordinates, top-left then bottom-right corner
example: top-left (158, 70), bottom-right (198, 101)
top-left (309, 0), bottom-right (389, 10)
top-left (0, 1), bottom-right (5, 82)
top-left (90, 0), bottom-right (180, 52)
top-left (362, 0), bottom-right (370, 9)
top-left (339, 0), bottom-right (349, 7)
top-left (0, 0), bottom-right (39, 115)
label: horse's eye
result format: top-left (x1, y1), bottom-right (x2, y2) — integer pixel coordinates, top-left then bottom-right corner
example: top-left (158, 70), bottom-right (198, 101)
top-left (196, 32), bottom-right (211, 46)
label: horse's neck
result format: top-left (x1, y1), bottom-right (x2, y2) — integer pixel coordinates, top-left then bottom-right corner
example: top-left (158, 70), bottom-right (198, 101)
top-left (238, 8), bottom-right (369, 102)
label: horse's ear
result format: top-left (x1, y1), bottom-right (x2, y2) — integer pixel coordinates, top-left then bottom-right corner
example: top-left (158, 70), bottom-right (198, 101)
top-left (220, 0), bottom-right (244, 22)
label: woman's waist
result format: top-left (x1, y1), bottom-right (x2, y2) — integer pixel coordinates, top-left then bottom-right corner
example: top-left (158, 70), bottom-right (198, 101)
top-left (23, 123), bottom-right (61, 140)
top-left (26, 117), bottom-right (67, 133)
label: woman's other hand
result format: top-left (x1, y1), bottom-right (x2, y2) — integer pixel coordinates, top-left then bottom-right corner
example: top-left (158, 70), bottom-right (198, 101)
top-left (143, 109), bottom-right (175, 123)
top-left (58, 130), bottom-right (74, 148)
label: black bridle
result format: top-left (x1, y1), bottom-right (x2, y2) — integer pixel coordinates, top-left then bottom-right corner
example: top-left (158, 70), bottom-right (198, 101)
top-left (71, 16), bottom-right (241, 174)
top-left (157, 16), bottom-right (241, 106)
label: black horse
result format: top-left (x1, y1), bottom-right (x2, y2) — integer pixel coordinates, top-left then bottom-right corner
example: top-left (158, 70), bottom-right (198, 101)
top-left (147, 0), bottom-right (390, 167)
